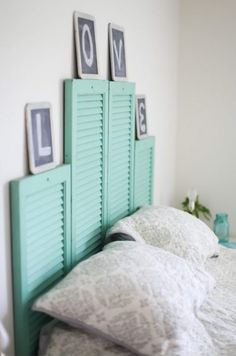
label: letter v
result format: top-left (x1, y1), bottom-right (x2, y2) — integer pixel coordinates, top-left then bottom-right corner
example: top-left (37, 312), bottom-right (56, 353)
top-left (113, 39), bottom-right (123, 70)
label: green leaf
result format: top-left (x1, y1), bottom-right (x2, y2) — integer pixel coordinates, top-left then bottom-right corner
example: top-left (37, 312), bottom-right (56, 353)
top-left (181, 195), bottom-right (211, 221)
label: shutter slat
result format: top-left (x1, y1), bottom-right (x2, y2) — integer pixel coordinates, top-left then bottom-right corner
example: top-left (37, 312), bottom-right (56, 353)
top-left (77, 107), bottom-right (103, 116)
top-left (75, 193), bottom-right (102, 210)
top-left (75, 239), bottom-right (102, 261)
top-left (75, 211), bottom-right (102, 229)
top-left (77, 100), bottom-right (103, 110)
top-left (76, 151), bottom-right (102, 167)
top-left (75, 228), bottom-right (102, 248)
top-left (76, 233), bottom-right (102, 250)
top-left (27, 233), bottom-right (63, 255)
top-left (76, 140), bottom-right (102, 154)
top-left (27, 241), bottom-right (64, 266)
top-left (76, 145), bottom-right (102, 159)
top-left (28, 267), bottom-right (64, 293)
top-left (77, 94), bottom-right (103, 102)
top-left (26, 215), bottom-right (64, 238)
top-left (77, 120), bottom-right (102, 131)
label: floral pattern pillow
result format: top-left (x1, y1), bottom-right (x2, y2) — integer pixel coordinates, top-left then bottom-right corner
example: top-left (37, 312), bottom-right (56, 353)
top-left (107, 206), bottom-right (219, 265)
top-left (34, 242), bottom-right (214, 356)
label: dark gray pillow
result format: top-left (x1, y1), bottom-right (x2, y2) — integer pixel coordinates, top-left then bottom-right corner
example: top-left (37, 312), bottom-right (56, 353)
top-left (104, 233), bottom-right (135, 246)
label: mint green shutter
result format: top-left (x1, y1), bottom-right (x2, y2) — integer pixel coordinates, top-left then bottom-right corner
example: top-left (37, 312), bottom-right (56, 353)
top-left (107, 82), bottom-right (135, 226)
top-left (64, 79), bottom-right (108, 265)
top-left (134, 137), bottom-right (155, 210)
top-left (10, 165), bottom-right (71, 356)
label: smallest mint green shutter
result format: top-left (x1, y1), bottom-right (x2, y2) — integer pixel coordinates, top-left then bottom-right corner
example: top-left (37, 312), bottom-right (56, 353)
top-left (134, 137), bottom-right (155, 210)
top-left (10, 165), bottom-right (71, 356)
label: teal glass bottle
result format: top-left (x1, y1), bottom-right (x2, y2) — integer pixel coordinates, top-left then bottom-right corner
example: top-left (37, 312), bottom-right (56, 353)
top-left (213, 213), bottom-right (229, 242)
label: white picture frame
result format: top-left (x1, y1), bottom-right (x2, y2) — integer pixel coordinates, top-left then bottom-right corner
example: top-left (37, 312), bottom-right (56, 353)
top-left (136, 95), bottom-right (148, 139)
top-left (109, 23), bottom-right (127, 81)
top-left (26, 102), bottom-right (56, 174)
top-left (74, 12), bottom-right (99, 79)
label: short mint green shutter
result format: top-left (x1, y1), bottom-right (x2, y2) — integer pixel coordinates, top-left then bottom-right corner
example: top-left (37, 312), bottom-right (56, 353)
top-left (64, 79), bottom-right (109, 265)
top-left (134, 137), bottom-right (155, 210)
top-left (10, 165), bottom-right (71, 356)
top-left (107, 82), bottom-right (135, 226)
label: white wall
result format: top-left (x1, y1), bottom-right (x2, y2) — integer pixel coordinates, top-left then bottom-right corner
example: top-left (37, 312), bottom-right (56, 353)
top-left (0, 0), bottom-right (179, 354)
top-left (177, 0), bottom-right (236, 233)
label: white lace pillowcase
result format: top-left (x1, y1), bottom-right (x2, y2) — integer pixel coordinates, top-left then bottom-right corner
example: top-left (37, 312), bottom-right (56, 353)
top-left (33, 242), bottom-right (214, 356)
top-left (106, 206), bottom-right (219, 266)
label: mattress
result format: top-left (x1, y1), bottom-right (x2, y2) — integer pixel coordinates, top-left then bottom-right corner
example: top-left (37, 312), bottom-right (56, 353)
top-left (39, 246), bottom-right (236, 356)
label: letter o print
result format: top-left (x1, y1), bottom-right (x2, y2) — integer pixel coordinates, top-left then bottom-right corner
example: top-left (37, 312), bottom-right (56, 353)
top-left (82, 24), bottom-right (94, 67)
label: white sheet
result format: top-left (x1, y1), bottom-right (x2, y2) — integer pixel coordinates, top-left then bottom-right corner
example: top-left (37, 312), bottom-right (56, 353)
top-left (40, 246), bottom-right (236, 356)
top-left (200, 246), bottom-right (236, 355)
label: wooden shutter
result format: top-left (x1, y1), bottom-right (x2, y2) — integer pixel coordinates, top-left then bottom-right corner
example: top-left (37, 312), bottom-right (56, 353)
top-left (107, 82), bottom-right (135, 226)
top-left (10, 165), bottom-right (71, 356)
top-left (64, 79), bottom-right (108, 265)
top-left (134, 137), bottom-right (155, 210)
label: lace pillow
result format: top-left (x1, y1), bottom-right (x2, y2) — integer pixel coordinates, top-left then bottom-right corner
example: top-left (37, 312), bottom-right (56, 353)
top-left (33, 242), bottom-right (214, 356)
top-left (107, 206), bottom-right (219, 265)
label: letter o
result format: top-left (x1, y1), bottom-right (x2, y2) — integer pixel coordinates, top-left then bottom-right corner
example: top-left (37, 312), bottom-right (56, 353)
top-left (82, 24), bottom-right (94, 67)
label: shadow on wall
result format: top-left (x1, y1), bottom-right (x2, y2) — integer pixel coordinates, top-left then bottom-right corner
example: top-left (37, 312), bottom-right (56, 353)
top-left (2, 182), bottom-right (13, 355)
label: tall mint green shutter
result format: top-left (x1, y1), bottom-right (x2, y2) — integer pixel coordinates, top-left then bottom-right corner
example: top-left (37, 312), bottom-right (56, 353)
top-left (10, 165), bottom-right (71, 356)
top-left (107, 82), bottom-right (135, 226)
top-left (134, 137), bottom-right (155, 210)
top-left (64, 80), bottom-right (108, 265)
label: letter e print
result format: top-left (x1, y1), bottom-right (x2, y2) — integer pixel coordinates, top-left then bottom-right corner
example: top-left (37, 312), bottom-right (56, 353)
top-left (135, 96), bottom-right (148, 139)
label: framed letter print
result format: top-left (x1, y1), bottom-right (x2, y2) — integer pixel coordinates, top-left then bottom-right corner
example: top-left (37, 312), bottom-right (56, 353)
top-left (74, 12), bottom-right (99, 79)
top-left (136, 96), bottom-right (148, 139)
top-left (109, 23), bottom-right (127, 81)
top-left (26, 103), bottom-right (56, 174)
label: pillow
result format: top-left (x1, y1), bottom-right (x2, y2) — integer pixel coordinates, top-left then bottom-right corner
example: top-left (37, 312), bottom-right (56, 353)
top-left (107, 206), bottom-right (219, 265)
top-left (105, 220), bottom-right (145, 244)
top-left (39, 321), bottom-right (134, 356)
top-left (33, 242), bottom-right (214, 356)
top-left (104, 232), bottom-right (136, 246)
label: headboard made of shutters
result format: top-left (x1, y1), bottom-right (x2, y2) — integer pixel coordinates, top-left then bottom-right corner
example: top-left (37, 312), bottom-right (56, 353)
top-left (11, 80), bottom-right (155, 356)
top-left (10, 165), bottom-right (71, 356)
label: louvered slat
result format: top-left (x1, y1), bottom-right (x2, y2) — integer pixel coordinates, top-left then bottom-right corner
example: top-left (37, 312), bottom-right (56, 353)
top-left (11, 165), bottom-right (71, 356)
top-left (134, 137), bottom-right (155, 210)
top-left (65, 79), bottom-right (108, 266)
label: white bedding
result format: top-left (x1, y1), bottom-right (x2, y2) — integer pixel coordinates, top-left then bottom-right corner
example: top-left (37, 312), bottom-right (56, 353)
top-left (39, 245), bottom-right (236, 356)
top-left (200, 246), bottom-right (236, 355)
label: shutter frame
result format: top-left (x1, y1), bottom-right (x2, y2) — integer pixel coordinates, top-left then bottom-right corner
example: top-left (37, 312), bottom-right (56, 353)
top-left (11, 164), bottom-right (71, 356)
top-left (107, 81), bottom-right (135, 227)
top-left (64, 79), bottom-right (109, 265)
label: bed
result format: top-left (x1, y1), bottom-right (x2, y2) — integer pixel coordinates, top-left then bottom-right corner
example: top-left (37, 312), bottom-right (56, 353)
top-left (30, 207), bottom-right (236, 356)
top-left (10, 79), bottom-right (236, 355)
top-left (37, 243), bottom-right (236, 356)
